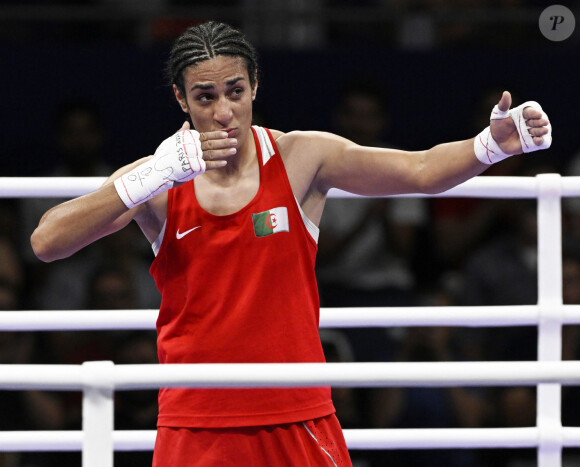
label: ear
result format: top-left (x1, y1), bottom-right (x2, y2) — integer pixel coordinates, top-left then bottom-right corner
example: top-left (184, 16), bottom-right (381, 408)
top-left (251, 74), bottom-right (258, 101)
top-left (173, 84), bottom-right (189, 113)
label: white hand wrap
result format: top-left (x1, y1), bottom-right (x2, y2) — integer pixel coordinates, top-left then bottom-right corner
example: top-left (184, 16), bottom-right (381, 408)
top-left (474, 101), bottom-right (552, 165)
top-left (507, 101), bottom-right (552, 153)
top-left (114, 129), bottom-right (205, 209)
top-left (474, 127), bottom-right (507, 165)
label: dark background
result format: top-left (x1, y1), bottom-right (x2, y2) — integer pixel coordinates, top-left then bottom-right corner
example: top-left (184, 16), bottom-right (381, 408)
top-left (1, 3), bottom-right (580, 466)
top-left (1, 3), bottom-right (578, 176)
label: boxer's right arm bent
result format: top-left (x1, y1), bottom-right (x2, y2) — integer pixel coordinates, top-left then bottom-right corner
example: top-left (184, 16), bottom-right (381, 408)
top-left (31, 158), bottom-right (155, 263)
top-left (31, 125), bottom-right (234, 262)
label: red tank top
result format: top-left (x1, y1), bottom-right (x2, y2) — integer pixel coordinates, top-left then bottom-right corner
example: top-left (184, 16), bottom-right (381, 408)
top-left (150, 126), bottom-right (334, 427)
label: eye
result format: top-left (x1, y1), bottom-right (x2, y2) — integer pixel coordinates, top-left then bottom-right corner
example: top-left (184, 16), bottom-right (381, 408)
top-left (231, 87), bottom-right (244, 98)
top-left (197, 93), bottom-right (213, 103)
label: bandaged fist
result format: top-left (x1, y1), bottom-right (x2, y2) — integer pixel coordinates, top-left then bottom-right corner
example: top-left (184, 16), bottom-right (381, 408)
top-left (491, 91), bottom-right (552, 155)
top-left (114, 123), bottom-right (207, 209)
top-left (152, 122), bottom-right (205, 183)
top-left (149, 120), bottom-right (238, 179)
top-left (474, 91), bottom-right (552, 165)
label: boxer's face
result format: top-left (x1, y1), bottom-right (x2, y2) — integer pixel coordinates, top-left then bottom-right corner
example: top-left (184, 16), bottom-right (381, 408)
top-left (174, 55), bottom-right (257, 150)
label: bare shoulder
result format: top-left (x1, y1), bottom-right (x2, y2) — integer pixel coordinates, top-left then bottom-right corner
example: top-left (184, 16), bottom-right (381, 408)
top-left (267, 128), bottom-right (285, 140)
top-left (270, 131), bottom-right (344, 205)
top-left (275, 130), bottom-right (346, 157)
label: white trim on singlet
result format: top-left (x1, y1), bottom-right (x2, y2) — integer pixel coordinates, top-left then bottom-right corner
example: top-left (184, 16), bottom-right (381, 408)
top-left (295, 197), bottom-right (319, 244)
top-left (152, 220), bottom-right (166, 257)
top-left (253, 125), bottom-right (319, 244)
top-left (253, 125), bottom-right (275, 165)
top-left (150, 126), bottom-right (319, 255)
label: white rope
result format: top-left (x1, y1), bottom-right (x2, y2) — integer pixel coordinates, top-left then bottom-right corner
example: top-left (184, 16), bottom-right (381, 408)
top-left (0, 365), bottom-right (84, 390)
top-left (1, 361), bottom-right (580, 390)
top-left (110, 361), bottom-right (580, 389)
top-left (346, 427), bottom-right (541, 449)
top-left (0, 310), bottom-right (159, 331)
top-left (4, 305), bottom-right (580, 330)
top-left (0, 431), bottom-right (83, 451)
top-left (4, 427), bottom-right (580, 451)
top-left (0, 177), bottom-right (105, 198)
top-left (3, 175), bottom-right (580, 198)
top-left (1, 173), bottom-right (577, 464)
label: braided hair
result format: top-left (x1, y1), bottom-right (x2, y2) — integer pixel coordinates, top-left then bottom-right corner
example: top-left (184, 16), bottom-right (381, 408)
top-left (167, 21), bottom-right (259, 96)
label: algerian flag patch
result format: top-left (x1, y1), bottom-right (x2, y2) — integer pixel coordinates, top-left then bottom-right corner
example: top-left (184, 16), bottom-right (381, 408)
top-left (252, 207), bottom-right (289, 237)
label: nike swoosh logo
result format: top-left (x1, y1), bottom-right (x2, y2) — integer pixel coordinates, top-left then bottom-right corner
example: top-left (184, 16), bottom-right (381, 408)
top-left (176, 226), bottom-right (201, 239)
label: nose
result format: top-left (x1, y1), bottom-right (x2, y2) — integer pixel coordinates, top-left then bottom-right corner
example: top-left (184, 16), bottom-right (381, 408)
top-left (213, 96), bottom-right (233, 126)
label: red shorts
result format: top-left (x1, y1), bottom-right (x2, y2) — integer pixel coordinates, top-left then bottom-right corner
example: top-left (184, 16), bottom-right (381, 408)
top-left (153, 414), bottom-right (352, 466)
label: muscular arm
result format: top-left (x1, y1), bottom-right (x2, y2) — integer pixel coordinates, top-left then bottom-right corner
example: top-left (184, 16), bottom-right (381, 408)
top-left (316, 134), bottom-right (486, 196)
top-left (30, 158), bottom-right (156, 263)
top-left (279, 91), bottom-right (550, 210)
top-left (277, 130), bottom-right (486, 229)
top-left (279, 130), bottom-right (485, 205)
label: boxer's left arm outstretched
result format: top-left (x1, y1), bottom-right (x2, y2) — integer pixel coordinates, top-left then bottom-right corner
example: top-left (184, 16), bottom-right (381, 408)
top-left (282, 91), bottom-right (551, 202)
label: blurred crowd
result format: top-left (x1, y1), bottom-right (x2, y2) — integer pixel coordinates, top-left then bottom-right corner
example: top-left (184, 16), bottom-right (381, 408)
top-left (1, 0), bottom-right (575, 50)
top-left (316, 80), bottom-right (580, 467)
top-left (1, 2), bottom-right (580, 466)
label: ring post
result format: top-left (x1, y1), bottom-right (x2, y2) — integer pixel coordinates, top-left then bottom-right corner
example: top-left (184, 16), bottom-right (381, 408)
top-left (536, 174), bottom-right (564, 467)
top-left (82, 361), bottom-right (115, 467)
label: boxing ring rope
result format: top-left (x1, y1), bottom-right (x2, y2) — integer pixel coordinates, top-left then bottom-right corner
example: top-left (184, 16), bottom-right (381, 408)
top-left (0, 173), bottom-right (577, 467)
top-left (3, 174), bottom-right (580, 198)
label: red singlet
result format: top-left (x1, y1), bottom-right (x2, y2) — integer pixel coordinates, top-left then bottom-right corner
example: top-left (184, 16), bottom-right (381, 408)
top-left (150, 126), bottom-right (334, 428)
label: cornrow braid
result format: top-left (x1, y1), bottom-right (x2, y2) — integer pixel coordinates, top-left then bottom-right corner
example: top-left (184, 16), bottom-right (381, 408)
top-left (167, 21), bottom-right (259, 95)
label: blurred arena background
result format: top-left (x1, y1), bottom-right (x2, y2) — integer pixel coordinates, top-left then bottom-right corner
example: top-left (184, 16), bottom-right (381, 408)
top-left (0, 2), bottom-right (579, 466)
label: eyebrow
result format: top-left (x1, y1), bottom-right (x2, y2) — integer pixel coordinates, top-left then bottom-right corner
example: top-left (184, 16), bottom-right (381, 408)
top-left (190, 76), bottom-right (245, 93)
